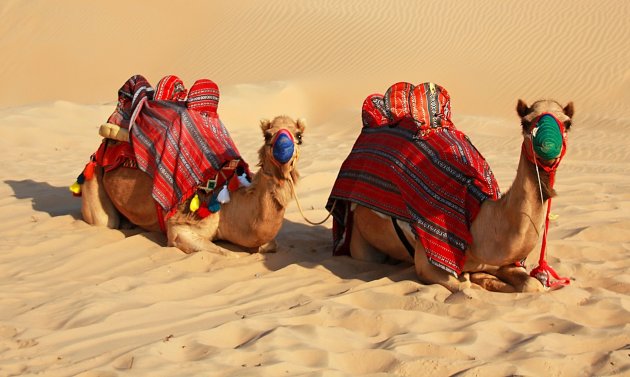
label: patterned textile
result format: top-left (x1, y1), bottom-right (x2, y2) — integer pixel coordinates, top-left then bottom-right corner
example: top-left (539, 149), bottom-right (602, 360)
top-left (186, 79), bottom-right (220, 114)
top-left (93, 139), bottom-right (136, 172)
top-left (326, 82), bottom-right (500, 276)
top-left (154, 75), bottom-right (188, 101)
top-left (106, 75), bottom-right (154, 129)
top-left (129, 97), bottom-right (250, 217)
top-left (361, 94), bottom-right (389, 128)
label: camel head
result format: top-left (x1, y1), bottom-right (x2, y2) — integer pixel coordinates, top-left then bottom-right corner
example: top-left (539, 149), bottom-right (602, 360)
top-left (517, 99), bottom-right (574, 167)
top-left (516, 99), bottom-right (574, 199)
top-left (258, 115), bottom-right (306, 182)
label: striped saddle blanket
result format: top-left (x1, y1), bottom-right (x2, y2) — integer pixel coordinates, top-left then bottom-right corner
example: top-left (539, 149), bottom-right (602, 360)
top-left (326, 82), bottom-right (500, 276)
top-left (130, 99), bottom-right (249, 218)
top-left (99, 75), bottom-right (250, 219)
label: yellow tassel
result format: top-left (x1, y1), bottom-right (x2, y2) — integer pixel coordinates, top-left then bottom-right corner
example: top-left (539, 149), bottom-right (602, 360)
top-left (69, 181), bottom-right (81, 195)
top-left (189, 193), bottom-right (200, 212)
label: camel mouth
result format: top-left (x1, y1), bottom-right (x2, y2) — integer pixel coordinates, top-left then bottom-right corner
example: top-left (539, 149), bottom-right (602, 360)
top-left (271, 129), bottom-right (296, 165)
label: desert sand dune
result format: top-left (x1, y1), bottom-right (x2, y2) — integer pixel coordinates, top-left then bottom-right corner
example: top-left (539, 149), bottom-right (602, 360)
top-left (0, 1), bottom-right (628, 376)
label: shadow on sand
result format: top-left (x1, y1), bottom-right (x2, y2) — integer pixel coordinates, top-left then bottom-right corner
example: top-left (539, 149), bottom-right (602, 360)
top-left (4, 178), bottom-right (413, 282)
top-left (259, 218), bottom-right (416, 282)
top-left (5, 179), bottom-right (82, 219)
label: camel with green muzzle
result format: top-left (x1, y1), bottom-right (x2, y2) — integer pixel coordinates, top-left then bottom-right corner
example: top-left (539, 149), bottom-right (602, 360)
top-left (335, 92), bottom-right (574, 293)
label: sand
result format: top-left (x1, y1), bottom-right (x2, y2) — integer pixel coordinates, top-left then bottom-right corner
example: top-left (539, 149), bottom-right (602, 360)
top-left (1, 1), bottom-right (629, 376)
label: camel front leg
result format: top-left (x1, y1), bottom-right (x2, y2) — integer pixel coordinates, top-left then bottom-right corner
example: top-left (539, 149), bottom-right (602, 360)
top-left (494, 265), bottom-right (545, 292)
top-left (81, 166), bottom-right (120, 228)
top-left (166, 223), bottom-right (234, 256)
top-left (257, 239), bottom-right (277, 253)
top-left (349, 212), bottom-right (388, 263)
top-left (414, 246), bottom-right (472, 293)
top-left (469, 266), bottom-right (545, 293)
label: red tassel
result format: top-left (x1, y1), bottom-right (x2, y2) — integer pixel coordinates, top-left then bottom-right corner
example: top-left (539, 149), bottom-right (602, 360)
top-left (228, 174), bottom-right (240, 191)
top-left (197, 207), bottom-right (211, 218)
top-left (84, 161), bottom-right (96, 180)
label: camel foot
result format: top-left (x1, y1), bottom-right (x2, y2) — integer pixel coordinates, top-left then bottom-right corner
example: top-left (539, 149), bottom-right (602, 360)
top-left (469, 272), bottom-right (516, 293)
top-left (168, 228), bottom-right (232, 256)
top-left (257, 240), bottom-right (278, 254)
top-left (520, 276), bottom-right (546, 292)
top-left (468, 271), bottom-right (546, 293)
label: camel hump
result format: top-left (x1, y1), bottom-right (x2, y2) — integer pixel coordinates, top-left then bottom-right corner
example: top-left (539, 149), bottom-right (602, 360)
top-left (186, 79), bottom-right (220, 114)
top-left (154, 75), bottom-right (188, 101)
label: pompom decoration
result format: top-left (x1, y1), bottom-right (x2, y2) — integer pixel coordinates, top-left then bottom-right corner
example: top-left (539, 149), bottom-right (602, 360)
top-left (228, 174), bottom-right (240, 192)
top-left (533, 115), bottom-right (563, 160)
top-left (237, 172), bottom-right (251, 187)
top-left (208, 195), bottom-right (221, 212)
top-left (217, 185), bottom-right (230, 204)
top-left (69, 181), bottom-right (81, 196)
top-left (272, 130), bottom-right (295, 164)
top-left (84, 161), bottom-right (96, 180)
top-left (196, 207), bottom-right (211, 218)
top-left (189, 193), bottom-right (200, 212)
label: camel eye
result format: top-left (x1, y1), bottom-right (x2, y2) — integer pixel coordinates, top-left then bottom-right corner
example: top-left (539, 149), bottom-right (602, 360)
top-left (264, 132), bottom-right (272, 143)
top-left (296, 132), bottom-right (303, 145)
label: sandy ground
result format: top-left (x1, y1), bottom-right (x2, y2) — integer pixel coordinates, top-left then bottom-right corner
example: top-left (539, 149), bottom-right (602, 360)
top-left (0, 1), bottom-right (629, 376)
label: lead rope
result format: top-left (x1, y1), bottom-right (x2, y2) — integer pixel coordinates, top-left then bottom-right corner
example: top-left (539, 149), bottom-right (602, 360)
top-left (529, 139), bottom-right (571, 289)
top-left (288, 178), bottom-right (334, 225)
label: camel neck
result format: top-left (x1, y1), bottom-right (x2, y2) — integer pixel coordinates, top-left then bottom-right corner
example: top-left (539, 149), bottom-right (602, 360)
top-left (251, 167), bottom-right (294, 210)
top-left (469, 151), bottom-right (548, 266)
top-left (215, 162), bottom-right (295, 249)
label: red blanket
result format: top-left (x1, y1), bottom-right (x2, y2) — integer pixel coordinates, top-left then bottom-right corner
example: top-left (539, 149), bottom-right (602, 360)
top-left (327, 82), bottom-right (500, 276)
top-left (130, 99), bottom-right (249, 217)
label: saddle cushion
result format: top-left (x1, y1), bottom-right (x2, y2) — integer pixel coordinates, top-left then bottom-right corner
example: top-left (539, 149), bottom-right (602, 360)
top-left (154, 75), bottom-right (188, 101)
top-left (361, 94), bottom-right (388, 128)
top-left (186, 79), bottom-right (220, 114)
top-left (106, 75), bottom-right (154, 129)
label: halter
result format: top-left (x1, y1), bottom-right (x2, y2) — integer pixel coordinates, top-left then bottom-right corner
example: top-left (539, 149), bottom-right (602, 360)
top-left (522, 112), bottom-right (570, 289)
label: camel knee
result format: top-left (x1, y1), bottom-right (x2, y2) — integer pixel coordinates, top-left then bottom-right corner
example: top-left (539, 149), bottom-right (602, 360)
top-left (495, 265), bottom-right (545, 293)
top-left (80, 175), bottom-right (120, 228)
top-left (349, 222), bottom-right (387, 263)
top-left (167, 225), bottom-right (231, 256)
top-left (414, 249), bottom-right (470, 292)
top-left (258, 239), bottom-right (277, 253)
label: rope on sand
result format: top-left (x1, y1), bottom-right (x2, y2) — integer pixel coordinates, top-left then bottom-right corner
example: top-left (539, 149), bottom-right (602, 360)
top-left (288, 178), bottom-right (334, 226)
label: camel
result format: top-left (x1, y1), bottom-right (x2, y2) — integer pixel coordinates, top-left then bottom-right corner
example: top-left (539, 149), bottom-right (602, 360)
top-left (80, 115), bottom-right (306, 255)
top-left (329, 83), bottom-right (573, 293)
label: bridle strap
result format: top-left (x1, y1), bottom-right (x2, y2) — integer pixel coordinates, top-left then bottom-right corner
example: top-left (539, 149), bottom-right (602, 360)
top-left (525, 113), bottom-right (570, 289)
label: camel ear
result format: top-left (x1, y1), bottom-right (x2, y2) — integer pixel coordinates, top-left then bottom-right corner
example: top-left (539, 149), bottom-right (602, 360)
top-left (563, 101), bottom-right (574, 118)
top-left (296, 118), bottom-right (307, 133)
top-left (516, 99), bottom-right (530, 118)
top-left (260, 119), bottom-right (272, 132)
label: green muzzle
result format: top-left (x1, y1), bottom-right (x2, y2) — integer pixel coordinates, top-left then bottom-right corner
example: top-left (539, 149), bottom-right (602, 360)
top-left (533, 114), bottom-right (563, 160)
